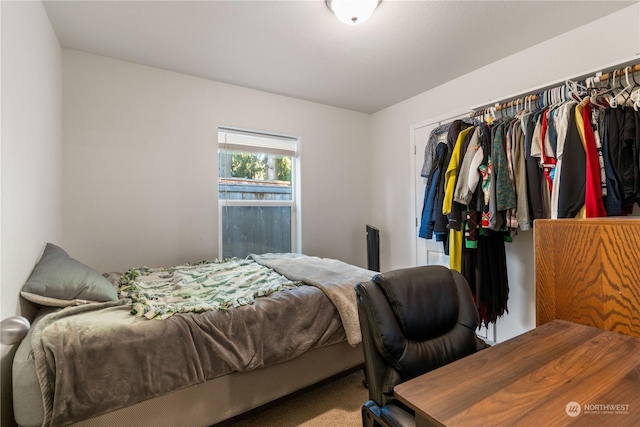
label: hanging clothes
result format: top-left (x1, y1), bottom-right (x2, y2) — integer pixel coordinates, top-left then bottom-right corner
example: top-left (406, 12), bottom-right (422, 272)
top-left (478, 123), bottom-right (493, 229)
top-left (417, 62), bottom-right (640, 327)
top-left (493, 120), bottom-right (517, 214)
top-left (504, 118), bottom-right (519, 230)
top-left (419, 119), bottom-right (473, 256)
top-left (550, 101), bottom-right (577, 218)
top-left (475, 228), bottom-right (509, 328)
top-left (444, 125), bottom-right (474, 272)
top-left (524, 112), bottom-right (545, 220)
top-left (420, 122), bottom-right (453, 180)
top-left (454, 126), bottom-right (483, 207)
top-left (419, 120), bottom-right (474, 241)
top-left (419, 142), bottom-right (446, 239)
top-left (601, 109), bottom-right (623, 215)
top-left (512, 117), bottom-right (531, 229)
top-left (419, 124), bottom-right (450, 239)
top-left (608, 107), bottom-right (640, 208)
top-left (443, 127), bottom-right (474, 216)
top-left (557, 105), bottom-right (586, 218)
top-left (582, 100), bottom-right (607, 217)
top-left (448, 128), bottom-right (475, 233)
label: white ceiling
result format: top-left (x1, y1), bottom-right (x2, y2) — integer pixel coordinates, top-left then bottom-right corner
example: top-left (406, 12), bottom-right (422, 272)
top-left (43, 0), bottom-right (636, 114)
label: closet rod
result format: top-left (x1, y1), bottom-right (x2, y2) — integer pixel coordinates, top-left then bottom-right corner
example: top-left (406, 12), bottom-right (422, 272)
top-left (471, 56), bottom-right (640, 115)
top-left (598, 64), bottom-right (640, 83)
top-left (485, 64), bottom-right (640, 114)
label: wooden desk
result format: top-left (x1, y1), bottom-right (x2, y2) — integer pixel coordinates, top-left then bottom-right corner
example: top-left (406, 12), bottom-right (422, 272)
top-left (394, 320), bottom-right (640, 427)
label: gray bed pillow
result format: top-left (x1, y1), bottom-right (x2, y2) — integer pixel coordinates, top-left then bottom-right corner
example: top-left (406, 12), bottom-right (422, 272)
top-left (21, 243), bottom-right (118, 307)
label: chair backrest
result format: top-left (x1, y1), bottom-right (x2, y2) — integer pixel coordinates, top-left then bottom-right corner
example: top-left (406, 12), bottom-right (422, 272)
top-left (355, 265), bottom-right (479, 407)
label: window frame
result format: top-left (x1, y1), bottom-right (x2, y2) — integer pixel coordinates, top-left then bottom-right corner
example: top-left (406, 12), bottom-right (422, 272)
top-left (217, 127), bottom-right (299, 259)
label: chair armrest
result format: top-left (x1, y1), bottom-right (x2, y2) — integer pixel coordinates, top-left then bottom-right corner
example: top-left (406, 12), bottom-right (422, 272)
top-left (362, 400), bottom-right (384, 427)
top-left (476, 336), bottom-right (492, 351)
top-left (380, 404), bottom-right (416, 427)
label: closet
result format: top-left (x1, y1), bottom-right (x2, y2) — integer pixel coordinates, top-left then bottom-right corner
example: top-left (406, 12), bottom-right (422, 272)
top-left (416, 60), bottom-right (640, 333)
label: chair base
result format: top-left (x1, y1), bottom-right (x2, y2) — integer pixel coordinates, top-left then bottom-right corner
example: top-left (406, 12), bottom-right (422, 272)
top-left (362, 400), bottom-right (415, 427)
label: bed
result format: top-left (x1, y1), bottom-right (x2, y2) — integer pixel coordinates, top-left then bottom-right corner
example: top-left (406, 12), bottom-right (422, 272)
top-left (12, 244), bottom-right (371, 427)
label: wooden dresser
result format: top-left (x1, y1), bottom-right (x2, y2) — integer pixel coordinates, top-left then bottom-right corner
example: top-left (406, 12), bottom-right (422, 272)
top-left (534, 218), bottom-right (640, 338)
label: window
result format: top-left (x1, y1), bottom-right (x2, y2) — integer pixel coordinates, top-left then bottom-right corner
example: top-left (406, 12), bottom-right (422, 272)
top-left (218, 127), bottom-right (298, 259)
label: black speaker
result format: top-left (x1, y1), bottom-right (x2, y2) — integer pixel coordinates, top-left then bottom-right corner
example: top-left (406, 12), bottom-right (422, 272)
top-left (366, 225), bottom-right (380, 272)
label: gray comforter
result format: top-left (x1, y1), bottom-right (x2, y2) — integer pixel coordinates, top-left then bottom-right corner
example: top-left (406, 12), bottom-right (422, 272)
top-left (250, 253), bottom-right (376, 345)
top-left (32, 254), bottom-right (374, 426)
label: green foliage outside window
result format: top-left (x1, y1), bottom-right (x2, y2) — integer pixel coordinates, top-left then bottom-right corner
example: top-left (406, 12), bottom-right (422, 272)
top-left (220, 152), bottom-right (291, 184)
top-left (275, 157), bottom-right (291, 182)
top-left (231, 153), bottom-right (265, 180)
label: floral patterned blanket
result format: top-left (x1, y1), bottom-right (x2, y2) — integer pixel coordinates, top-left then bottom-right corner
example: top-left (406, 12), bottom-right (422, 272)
top-left (119, 258), bottom-right (303, 319)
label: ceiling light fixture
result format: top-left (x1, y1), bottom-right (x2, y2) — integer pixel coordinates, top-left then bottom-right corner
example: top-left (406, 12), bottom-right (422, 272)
top-left (326, 0), bottom-right (381, 25)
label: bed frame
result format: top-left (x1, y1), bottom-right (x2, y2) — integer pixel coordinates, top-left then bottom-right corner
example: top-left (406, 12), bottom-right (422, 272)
top-left (66, 341), bottom-right (363, 427)
top-left (14, 312), bottom-right (362, 427)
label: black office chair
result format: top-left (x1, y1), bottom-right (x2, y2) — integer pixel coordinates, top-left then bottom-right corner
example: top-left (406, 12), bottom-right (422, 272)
top-left (355, 265), bottom-right (488, 427)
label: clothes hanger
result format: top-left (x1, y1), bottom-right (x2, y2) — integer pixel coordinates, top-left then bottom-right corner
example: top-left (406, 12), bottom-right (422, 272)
top-left (567, 79), bottom-right (588, 101)
top-left (630, 66), bottom-right (640, 90)
top-left (557, 86), bottom-right (565, 105)
top-left (627, 67), bottom-right (640, 109)
top-left (566, 80), bottom-right (578, 101)
top-left (607, 70), bottom-right (620, 108)
top-left (549, 86), bottom-right (562, 110)
top-left (516, 97), bottom-right (524, 116)
top-left (598, 71), bottom-right (619, 107)
top-left (611, 67), bottom-right (633, 107)
top-left (630, 67), bottom-right (640, 110)
top-left (514, 98), bottom-right (522, 116)
top-left (488, 105), bottom-right (498, 123)
top-left (621, 66), bottom-right (634, 106)
top-left (589, 74), bottom-right (611, 109)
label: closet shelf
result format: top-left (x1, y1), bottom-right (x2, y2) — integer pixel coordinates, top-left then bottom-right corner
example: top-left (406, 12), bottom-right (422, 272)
top-left (471, 55), bottom-right (640, 115)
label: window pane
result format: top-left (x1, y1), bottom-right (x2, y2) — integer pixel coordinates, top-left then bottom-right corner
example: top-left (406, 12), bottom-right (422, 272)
top-left (218, 151), bottom-right (292, 200)
top-left (221, 206), bottom-right (291, 258)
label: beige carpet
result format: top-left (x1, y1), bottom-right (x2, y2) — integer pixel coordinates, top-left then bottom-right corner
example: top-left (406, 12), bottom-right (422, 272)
top-left (229, 370), bottom-right (368, 427)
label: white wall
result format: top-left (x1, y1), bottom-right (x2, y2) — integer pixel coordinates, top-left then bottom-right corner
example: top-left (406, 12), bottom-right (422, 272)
top-left (0, 1), bottom-right (62, 425)
top-left (62, 50), bottom-right (372, 273)
top-left (371, 4), bottom-right (640, 342)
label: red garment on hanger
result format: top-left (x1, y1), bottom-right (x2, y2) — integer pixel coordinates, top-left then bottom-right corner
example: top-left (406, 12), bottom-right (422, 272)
top-left (582, 100), bottom-right (606, 217)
